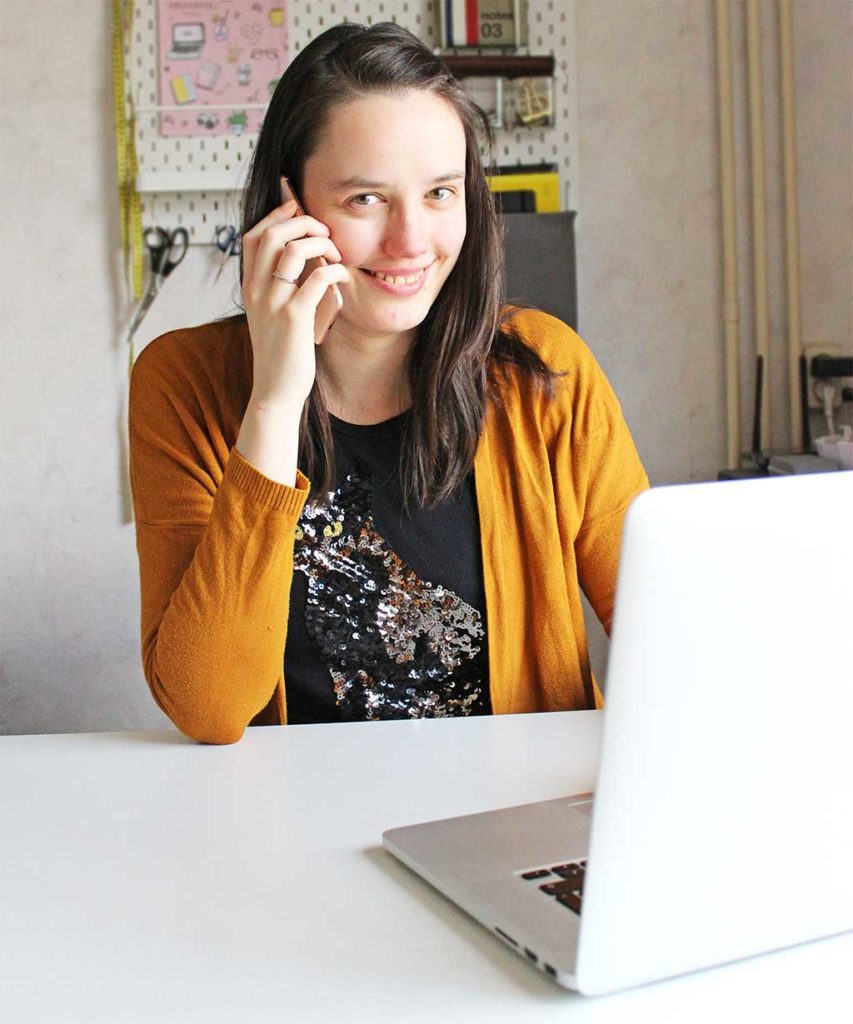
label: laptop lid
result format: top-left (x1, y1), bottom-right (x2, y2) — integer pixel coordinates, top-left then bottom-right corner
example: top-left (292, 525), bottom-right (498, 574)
top-left (576, 471), bottom-right (853, 994)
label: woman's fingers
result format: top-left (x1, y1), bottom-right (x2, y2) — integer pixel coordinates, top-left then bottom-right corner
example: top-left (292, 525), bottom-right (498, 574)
top-left (287, 261), bottom-right (350, 331)
top-left (245, 212), bottom-right (326, 286)
top-left (239, 202), bottom-right (348, 408)
top-left (270, 236), bottom-right (343, 288)
top-left (242, 205), bottom-right (334, 285)
top-left (246, 219), bottom-right (340, 296)
top-left (241, 200), bottom-right (296, 283)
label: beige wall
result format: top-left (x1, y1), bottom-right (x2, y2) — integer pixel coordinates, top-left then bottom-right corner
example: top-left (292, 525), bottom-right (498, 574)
top-left (2, 1), bottom-right (851, 734)
top-left (575, 0), bottom-right (852, 484)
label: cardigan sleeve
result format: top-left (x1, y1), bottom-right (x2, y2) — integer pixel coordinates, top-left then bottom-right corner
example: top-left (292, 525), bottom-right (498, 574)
top-left (129, 336), bottom-right (308, 744)
top-left (567, 357), bottom-right (648, 635)
top-left (530, 315), bottom-right (649, 636)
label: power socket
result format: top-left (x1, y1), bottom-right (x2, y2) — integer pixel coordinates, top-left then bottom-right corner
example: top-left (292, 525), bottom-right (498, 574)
top-left (804, 344), bottom-right (853, 409)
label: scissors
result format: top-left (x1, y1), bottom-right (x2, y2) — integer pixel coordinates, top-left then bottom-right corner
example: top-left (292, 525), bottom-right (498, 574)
top-left (125, 226), bottom-right (190, 349)
top-left (213, 224), bottom-right (242, 283)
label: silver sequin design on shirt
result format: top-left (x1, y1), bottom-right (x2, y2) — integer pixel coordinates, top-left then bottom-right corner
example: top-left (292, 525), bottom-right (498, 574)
top-left (293, 462), bottom-right (487, 720)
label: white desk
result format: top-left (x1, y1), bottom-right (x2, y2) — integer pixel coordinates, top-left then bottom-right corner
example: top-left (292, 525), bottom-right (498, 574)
top-left (1, 711), bottom-right (850, 1023)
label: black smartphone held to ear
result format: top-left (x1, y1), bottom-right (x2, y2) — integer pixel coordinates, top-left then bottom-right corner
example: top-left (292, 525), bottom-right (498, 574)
top-left (280, 176), bottom-right (343, 344)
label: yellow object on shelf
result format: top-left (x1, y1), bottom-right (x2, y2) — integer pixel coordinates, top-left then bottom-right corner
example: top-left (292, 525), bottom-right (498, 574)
top-left (486, 169), bottom-right (561, 212)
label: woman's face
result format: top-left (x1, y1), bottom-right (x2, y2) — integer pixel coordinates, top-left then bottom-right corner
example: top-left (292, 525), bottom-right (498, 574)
top-left (301, 89), bottom-right (468, 343)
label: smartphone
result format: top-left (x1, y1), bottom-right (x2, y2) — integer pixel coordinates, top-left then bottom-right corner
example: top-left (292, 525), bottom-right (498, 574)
top-left (280, 176), bottom-right (343, 344)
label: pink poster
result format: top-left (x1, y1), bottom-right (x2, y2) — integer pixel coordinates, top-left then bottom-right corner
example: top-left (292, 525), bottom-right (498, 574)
top-left (157, 0), bottom-right (288, 137)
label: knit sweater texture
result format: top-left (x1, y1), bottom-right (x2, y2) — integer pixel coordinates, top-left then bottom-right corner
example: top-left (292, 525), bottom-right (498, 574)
top-left (129, 308), bottom-right (648, 743)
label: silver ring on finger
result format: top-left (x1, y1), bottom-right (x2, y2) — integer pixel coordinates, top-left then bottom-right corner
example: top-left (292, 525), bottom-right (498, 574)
top-left (272, 270), bottom-right (298, 284)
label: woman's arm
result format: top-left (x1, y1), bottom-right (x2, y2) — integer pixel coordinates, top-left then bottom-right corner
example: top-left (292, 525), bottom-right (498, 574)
top-left (573, 439), bottom-right (647, 636)
top-left (129, 344), bottom-right (308, 743)
top-left (530, 315), bottom-right (648, 635)
top-left (129, 194), bottom-right (350, 743)
top-left (568, 368), bottom-right (648, 636)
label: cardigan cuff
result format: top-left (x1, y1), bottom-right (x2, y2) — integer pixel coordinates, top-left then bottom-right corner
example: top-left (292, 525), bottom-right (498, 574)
top-left (226, 446), bottom-right (310, 515)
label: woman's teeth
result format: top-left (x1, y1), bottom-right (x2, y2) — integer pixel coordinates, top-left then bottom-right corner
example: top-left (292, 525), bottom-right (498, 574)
top-left (367, 268), bottom-right (425, 285)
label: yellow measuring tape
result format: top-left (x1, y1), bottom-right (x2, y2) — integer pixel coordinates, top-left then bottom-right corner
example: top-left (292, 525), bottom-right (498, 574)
top-left (112, 0), bottom-right (145, 374)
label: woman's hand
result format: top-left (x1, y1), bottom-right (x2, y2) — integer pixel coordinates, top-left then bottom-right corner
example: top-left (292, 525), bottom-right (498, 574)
top-left (235, 201), bottom-right (349, 485)
top-left (241, 199), bottom-right (349, 410)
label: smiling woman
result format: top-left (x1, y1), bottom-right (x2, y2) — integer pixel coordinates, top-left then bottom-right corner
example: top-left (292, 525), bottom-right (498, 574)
top-left (128, 22), bottom-right (648, 742)
top-left (301, 88), bottom-right (469, 371)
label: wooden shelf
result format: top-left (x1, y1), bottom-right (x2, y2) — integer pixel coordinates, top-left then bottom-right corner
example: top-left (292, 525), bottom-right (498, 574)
top-left (442, 54), bottom-right (555, 80)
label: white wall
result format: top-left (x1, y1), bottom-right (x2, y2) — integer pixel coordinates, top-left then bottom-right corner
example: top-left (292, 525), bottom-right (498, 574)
top-left (1, 1), bottom-right (851, 735)
top-left (575, 0), bottom-right (852, 484)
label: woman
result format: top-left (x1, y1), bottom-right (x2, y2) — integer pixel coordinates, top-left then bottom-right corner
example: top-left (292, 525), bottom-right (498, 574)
top-left (129, 22), bottom-right (648, 743)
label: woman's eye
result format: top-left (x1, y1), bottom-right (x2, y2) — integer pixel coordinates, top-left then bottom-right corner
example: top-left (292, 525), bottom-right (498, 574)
top-left (430, 187), bottom-right (454, 201)
top-left (349, 193), bottom-right (380, 207)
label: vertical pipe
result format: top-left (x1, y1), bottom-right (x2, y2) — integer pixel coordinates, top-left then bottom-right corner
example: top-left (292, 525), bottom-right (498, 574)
top-left (746, 0), bottom-right (772, 451)
top-left (779, 0), bottom-right (804, 451)
top-left (715, 0), bottom-right (742, 469)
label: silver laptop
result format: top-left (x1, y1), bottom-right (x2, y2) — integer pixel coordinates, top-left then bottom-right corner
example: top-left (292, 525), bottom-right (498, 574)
top-left (383, 472), bottom-right (853, 995)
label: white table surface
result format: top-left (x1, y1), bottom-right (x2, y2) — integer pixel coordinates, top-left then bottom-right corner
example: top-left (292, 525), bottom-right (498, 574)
top-left (1, 710), bottom-right (850, 1023)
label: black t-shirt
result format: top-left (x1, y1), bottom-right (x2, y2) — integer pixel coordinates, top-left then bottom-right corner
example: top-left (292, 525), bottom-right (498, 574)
top-left (284, 412), bottom-right (491, 723)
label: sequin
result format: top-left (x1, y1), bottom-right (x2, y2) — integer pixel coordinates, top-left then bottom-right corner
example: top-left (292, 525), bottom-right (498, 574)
top-left (293, 461), bottom-right (488, 720)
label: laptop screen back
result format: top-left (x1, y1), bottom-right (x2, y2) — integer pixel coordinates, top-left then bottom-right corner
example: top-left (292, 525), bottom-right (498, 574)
top-left (576, 472), bottom-right (853, 994)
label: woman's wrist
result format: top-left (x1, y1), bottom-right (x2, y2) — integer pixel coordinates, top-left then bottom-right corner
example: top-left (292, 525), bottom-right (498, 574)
top-left (235, 395), bottom-right (304, 486)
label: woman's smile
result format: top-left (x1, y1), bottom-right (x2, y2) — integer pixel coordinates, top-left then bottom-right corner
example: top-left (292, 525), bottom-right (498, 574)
top-left (359, 261), bottom-right (435, 295)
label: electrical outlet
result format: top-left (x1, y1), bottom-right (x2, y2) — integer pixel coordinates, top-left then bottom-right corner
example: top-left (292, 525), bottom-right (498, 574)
top-left (804, 344), bottom-right (853, 409)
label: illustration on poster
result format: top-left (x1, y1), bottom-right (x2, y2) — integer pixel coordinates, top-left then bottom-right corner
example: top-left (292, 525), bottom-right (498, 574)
top-left (157, 0), bottom-right (288, 137)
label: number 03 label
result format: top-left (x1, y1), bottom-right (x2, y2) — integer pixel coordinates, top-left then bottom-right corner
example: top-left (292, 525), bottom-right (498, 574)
top-left (440, 1), bottom-right (530, 50)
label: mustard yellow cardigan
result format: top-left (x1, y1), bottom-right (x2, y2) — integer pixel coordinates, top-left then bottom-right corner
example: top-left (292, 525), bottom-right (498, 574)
top-left (129, 309), bottom-right (648, 743)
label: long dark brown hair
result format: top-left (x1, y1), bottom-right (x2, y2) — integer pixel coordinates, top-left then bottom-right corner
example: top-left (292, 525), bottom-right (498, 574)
top-left (239, 21), bottom-right (557, 508)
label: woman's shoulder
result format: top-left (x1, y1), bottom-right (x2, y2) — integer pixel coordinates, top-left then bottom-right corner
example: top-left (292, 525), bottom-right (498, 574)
top-left (499, 305), bottom-right (596, 376)
top-left (132, 315), bottom-right (249, 385)
top-left (497, 305), bottom-right (608, 397)
top-left (129, 315), bottom-right (252, 440)
top-left (494, 306), bottom-right (625, 438)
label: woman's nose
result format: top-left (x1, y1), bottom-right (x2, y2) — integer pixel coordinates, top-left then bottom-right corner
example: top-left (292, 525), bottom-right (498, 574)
top-left (381, 205), bottom-right (430, 259)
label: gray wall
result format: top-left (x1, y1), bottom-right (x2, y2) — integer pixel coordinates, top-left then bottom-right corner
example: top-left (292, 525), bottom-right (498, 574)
top-left (2, 1), bottom-right (851, 735)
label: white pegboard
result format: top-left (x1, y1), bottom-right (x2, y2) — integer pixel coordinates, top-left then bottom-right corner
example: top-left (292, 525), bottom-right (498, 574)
top-left (126, 0), bottom-right (579, 243)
